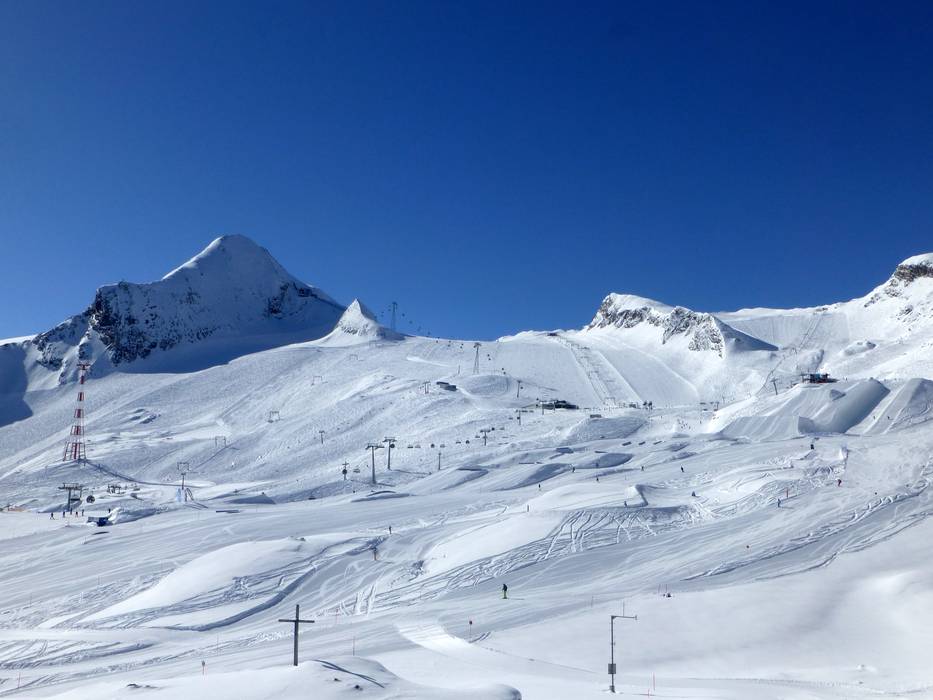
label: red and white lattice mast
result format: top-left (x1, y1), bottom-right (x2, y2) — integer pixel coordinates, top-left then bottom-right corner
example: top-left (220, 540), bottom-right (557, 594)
top-left (63, 362), bottom-right (91, 462)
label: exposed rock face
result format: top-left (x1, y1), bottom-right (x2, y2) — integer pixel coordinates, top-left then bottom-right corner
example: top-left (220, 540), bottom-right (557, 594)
top-left (587, 293), bottom-right (777, 357)
top-left (588, 296), bottom-right (728, 355)
top-left (29, 235), bottom-right (345, 375)
top-left (864, 254), bottom-right (933, 317)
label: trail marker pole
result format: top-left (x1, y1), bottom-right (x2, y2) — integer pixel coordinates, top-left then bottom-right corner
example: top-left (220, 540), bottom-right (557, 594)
top-left (277, 604), bottom-right (314, 667)
top-left (609, 606), bottom-right (637, 693)
top-left (319, 430), bottom-right (325, 445)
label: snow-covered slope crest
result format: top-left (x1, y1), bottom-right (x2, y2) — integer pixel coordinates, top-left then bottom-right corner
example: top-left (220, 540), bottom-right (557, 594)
top-left (586, 293), bottom-right (775, 357)
top-left (319, 299), bottom-right (403, 346)
top-left (28, 235), bottom-right (345, 379)
top-left (865, 251), bottom-right (933, 307)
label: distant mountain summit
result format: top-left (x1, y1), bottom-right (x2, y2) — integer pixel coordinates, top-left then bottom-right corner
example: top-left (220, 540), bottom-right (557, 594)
top-left (29, 235), bottom-right (344, 380)
top-left (586, 293), bottom-right (776, 357)
top-left (319, 299), bottom-right (403, 346)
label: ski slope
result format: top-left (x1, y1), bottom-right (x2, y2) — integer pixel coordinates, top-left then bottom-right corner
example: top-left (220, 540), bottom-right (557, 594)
top-left (2, 239), bottom-right (933, 699)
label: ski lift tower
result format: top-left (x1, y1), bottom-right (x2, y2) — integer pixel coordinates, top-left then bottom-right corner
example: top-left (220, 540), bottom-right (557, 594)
top-left (383, 436), bottom-right (397, 469)
top-left (177, 462), bottom-right (194, 502)
top-left (62, 362), bottom-right (91, 462)
top-left (58, 483), bottom-right (84, 511)
top-left (473, 343), bottom-right (481, 374)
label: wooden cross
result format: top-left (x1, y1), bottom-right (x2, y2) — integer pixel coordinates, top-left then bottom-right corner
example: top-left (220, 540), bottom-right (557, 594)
top-left (278, 604), bottom-right (315, 666)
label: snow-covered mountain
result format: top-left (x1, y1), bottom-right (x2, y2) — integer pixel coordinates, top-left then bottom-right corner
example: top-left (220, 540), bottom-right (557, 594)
top-left (17, 235), bottom-right (345, 384)
top-left (720, 252), bottom-right (933, 386)
top-left (2, 243), bottom-right (933, 700)
top-left (586, 293), bottom-right (776, 356)
top-left (320, 299), bottom-right (404, 346)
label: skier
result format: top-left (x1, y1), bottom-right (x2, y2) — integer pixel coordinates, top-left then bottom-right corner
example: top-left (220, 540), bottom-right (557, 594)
top-left (837, 478), bottom-right (842, 487)
top-left (777, 498), bottom-right (781, 508)
top-left (388, 525), bottom-right (392, 535)
top-left (502, 583), bottom-right (508, 599)
top-left (680, 466), bottom-right (684, 473)
top-left (49, 512), bottom-right (54, 520)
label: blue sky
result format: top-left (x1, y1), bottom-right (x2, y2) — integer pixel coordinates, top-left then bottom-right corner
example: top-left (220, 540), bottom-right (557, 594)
top-left (1, 1), bottom-right (932, 340)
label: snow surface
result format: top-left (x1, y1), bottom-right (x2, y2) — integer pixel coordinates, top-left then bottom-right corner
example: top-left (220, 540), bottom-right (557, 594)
top-left (2, 241), bottom-right (933, 699)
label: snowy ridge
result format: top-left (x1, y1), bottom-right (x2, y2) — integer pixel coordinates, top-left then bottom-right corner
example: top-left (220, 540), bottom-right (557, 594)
top-left (26, 235), bottom-right (344, 381)
top-left (587, 293), bottom-right (776, 357)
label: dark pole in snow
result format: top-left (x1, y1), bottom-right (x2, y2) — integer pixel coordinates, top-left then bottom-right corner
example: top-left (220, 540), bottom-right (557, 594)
top-left (384, 437), bottom-right (396, 469)
top-left (609, 608), bottom-right (637, 693)
top-left (366, 444), bottom-right (382, 484)
top-left (277, 604), bottom-right (314, 667)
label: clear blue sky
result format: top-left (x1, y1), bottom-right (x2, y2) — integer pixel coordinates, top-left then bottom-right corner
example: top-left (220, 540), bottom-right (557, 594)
top-left (1, 1), bottom-right (932, 340)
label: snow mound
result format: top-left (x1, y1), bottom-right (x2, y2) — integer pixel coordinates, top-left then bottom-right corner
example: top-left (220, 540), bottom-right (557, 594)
top-left (457, 373), bottom-right (512, 398)
top-left (809, 378), bottom-right (890, 433)
top-left (564, 415), bottom-right (645, 443)
top-left (842, 339), bottom-right (876, 356)
top-left (86, 538), bottom-right (311, 621)
top-left (721, 414), bottom-right (815, 442)
top-left (864, 378), bottom-right (933, 434)
top-left (319, 299), bottom-right (402, 346)
top-left (722, 379), bottom-right (890, 440)
top-left (41, 656), bottom-right (520, 699)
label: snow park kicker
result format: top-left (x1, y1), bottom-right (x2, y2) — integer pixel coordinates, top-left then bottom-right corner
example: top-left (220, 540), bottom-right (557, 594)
top-left (2, 237), bottom-right (933, 698)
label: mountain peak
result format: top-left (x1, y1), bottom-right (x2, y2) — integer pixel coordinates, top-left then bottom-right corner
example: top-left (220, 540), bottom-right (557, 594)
top-left (586, 292), bottom-right (775, 357)
top-left (321, 299), bottom-right (403, 346)
top-left (30, 236), bottom-right (345, 377)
